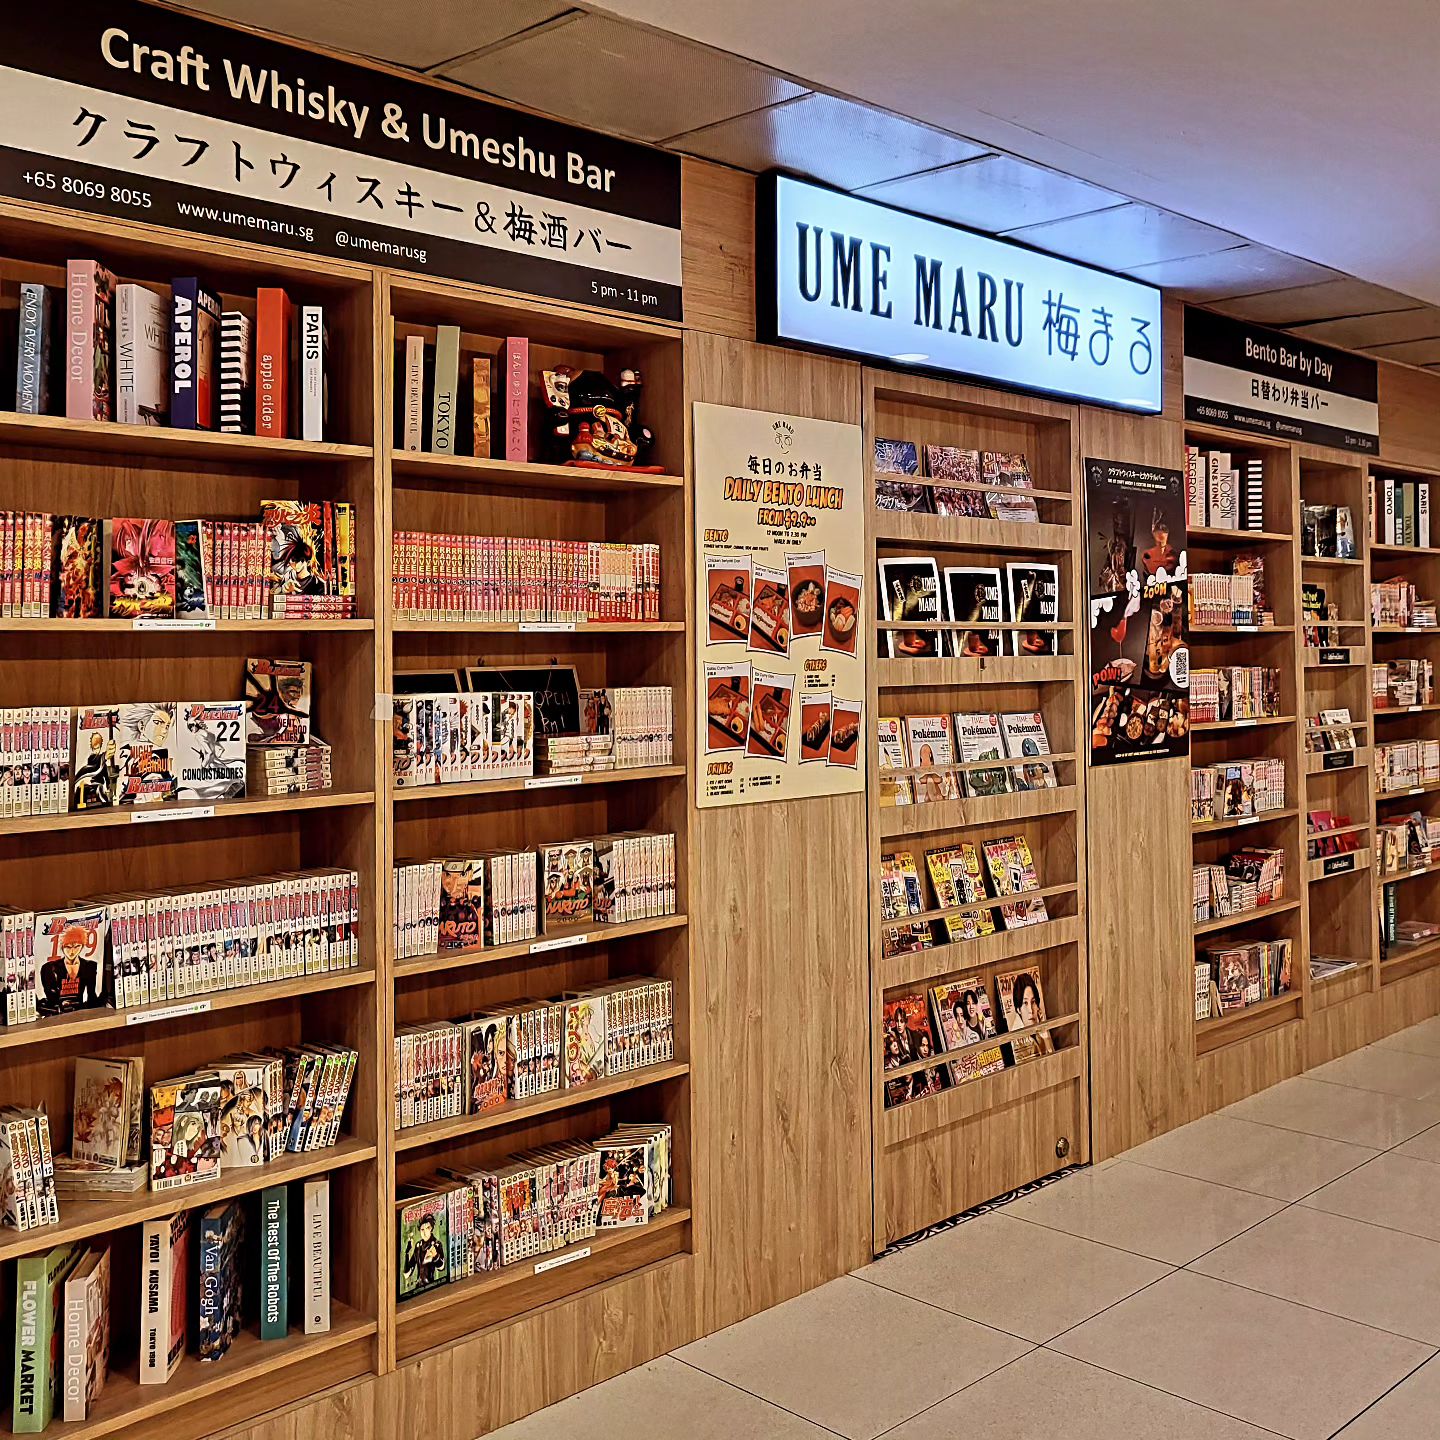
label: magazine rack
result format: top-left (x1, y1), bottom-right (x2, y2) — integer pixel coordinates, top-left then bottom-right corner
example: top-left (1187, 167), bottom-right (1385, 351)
top-left (863, 370), bottom-right (1089, 1251)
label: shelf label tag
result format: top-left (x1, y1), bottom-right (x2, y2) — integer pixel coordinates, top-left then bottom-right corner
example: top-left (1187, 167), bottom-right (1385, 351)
top-left (1411, 787), bottom-right (1425, 796)
top-left (128, 999), bottom-right (212, 1026)
top-left (131, 805), bottom-right (215, 825)
top-left (535, 1246), bottom-right (590, 1275)
top-left (1323, 854), bottom-right (1357, 876)
top-left (1318, 648), bottom-right (1349, 666)
top-left (1239, 815), bottom-right (1260, 826)
top-left (519, 621), bottom-right (577, 633)
top-left (1233, 719), bottom-right (1256, 729)
top-left (1322, 752), bottom-right (1355, 771)
top-left (530, 932), bottom-right (593, 955)
top-left (133, 617), bottom-right (216, 631)
top-left (1235, 624), bottom-right (1258, 632)
top-left (524, 775), bottom-right (583, 790)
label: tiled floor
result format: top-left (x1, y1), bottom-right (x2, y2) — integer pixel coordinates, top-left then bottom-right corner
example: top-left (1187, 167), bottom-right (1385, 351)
top-left (491, 1025), bottom-right (1440, 1440)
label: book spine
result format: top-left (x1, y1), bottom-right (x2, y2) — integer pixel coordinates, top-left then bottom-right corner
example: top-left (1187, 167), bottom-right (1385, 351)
top-left (16, 284), bottom-right (50, 416)
top-left (65, 262), bottom-right (97, 422)
top-left (61, 1271), bottom-right (87, 1422)
top-left (299, 1177), bottom-right (329, 1334)
top-left (170, 279), bottom-right (199, 429)
top-left (256, 289), bottom-right (290, 439)
top-left (300, 304), bottom-right (325, 442)
top-left (261, 1186), bottom-right (288, 1339)
top-left (503, 337), bottom-right (528, 462)
top-left (12, 1256), bottom-right (44, 1431)
top-left (430, 325), bottom-right (460, 454)
top-left (403, 335), bottom-right (424, 451)
top-left (138, 1220), bottom-right (167, 1384)
top-left (1422, 482), bottom-right (1431, 549)
top-left (219, 312), bottom-right (254, 435)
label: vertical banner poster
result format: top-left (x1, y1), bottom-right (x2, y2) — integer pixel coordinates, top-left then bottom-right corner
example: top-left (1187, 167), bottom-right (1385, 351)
top-left (1085, 457), bottom-right (1190, 765)
top-left (694, 403), bottom-right (865, 807)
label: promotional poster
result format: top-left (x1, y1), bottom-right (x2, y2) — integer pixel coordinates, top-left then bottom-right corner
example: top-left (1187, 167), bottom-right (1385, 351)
top-left (694, 403), bottom-right (865, 807)
top-left (1086, 457), bottom-right (1191, 765)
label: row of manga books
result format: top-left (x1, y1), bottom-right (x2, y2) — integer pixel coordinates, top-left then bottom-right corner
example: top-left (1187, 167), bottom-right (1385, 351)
top-left (877, 710), bottom-right (1056, 806)
top-left (0, 1108), bottom-right (59, 1231)
top-left (540, 687), bottom-right (674, 772)
top-left (873, 439), bottom-right (1041, 521)
top-left (1377, 813), bottom-right (1440, 876)
top-left (1372, 578), bottom-right (1438, 630)
top-left (1374, 659), bottom-right (1435, 709)
top-left (393, 834), bottom-right (679, 959)
top-left (397, 1123), bottom-right (672, 1298)
top-left (1, 505), bottom-right (357, 621)
top-left (880, 835), bottom-right (1048, 958)
top-left (0, 867), bottom-right (359, 1026)
top-left (1193, 848), bottom-right (1286, 924)
top-left (1189, 666), bottom-right (1282, 723)
top-left (395, 978), bottom-right (674, 1128)
top-left (1304, 707), bottom-right (1358, 754)
top-left (882, 966), bottom-right (1055, 1109)
top-left (392, 691), bottom-right (535, 787)
top-left (1190, 758), bottom-right (1286, 824)
top-left (1196, 939), bottom-right (1293, 1020)
top-left (391, 533), bottom-right (661, 623)
top-left (1191, 556), bottom-right (1268, 627)
top-left (1377, 739), bottom-right (1440, 791)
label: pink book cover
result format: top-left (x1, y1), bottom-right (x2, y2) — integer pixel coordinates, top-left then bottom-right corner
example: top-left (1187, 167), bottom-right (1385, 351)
top-left (66, 261), bottom-right (116, 422)
top-left (502, 337), bottom-right (529, 462)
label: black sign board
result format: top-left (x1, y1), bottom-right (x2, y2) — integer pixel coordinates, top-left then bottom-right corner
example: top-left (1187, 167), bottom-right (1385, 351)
top-left (1323, 853), bottom-right (1357, 876)
top-left (1085, 457), bottom-right (1190, 766)
top-left (0, 0), bottom-right (682, 318)
top-left (1322, 751), bottom-right (1355, 771)
top-left (1184, 307), bottom-right (1378, 453)
top-left (1318, 647), bottom-right (1351, 666)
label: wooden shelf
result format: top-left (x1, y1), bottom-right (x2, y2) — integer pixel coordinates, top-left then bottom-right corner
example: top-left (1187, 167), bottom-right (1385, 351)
top-left (874, 512), bottom-right (1073, 552)
top-left (874, 473), bottom-right (1074, 504)
top-left (393, 619), bottom-right (685, 635)
top-left (880, 916), bottom-right (1082, 991)
top-left (1190, 526), bottom-right (1293, 545)
top-left (0, 968), bottom-right (374, 1052)
top-left (0, 1137), bottom-right (375, 1261)
top-left (1373, 543), bottom-right (1440, 557)
top-left (0, 790), bottom-right (375, 837)
top-left (1307, 850), bottom-right (1371, 884)
top-left (1192, 806), bottom-right (1298, 835)
top-left (0, 618), bottom-right (374, 634)
top-left (394, 913), bottom-right (689, 978)
top-left (1193, 897), bottom-right (1301, 936)
top-left (1190, 624), bottom-right (1296, 636)
top-left (392, 450), bottom-right (683, 492)
top-left (1377, 779), bottom-right (1440, 801)
top-left (396, 1060), bottom-right (690, 1152)
top-left (395, 1207), bottom-right (692, 1360)
top-left (1373, 626), bottom-right (1440, 636)
top-left (900, 881), bottom-right (1077, 930)
top-left (878, 654), bottom-right (1072, 688)
top-left (1383, 937), bottom-right (1440, 984)
top-left (393, 764), bottom-right (685, 803)
top-left (1191, 715), bottom-right (1295, 734)
top-left (1196, 991), bottom-right (1302, 1054)
top-left (1375, 704), bottom-right (1440, 716)
top-left (3, 1305), bottom-right (377, 1440)
top-left (1379, 862), bottom-right (1440, 885)
top-left (1301, 555), bottom-right (1364, 567)
top-left (879, 784), bottom-right (1078, 839)
top-left (1304, 746), bottom-right (1370, 774)
top-left (0, 410), bottom-right (371, 463)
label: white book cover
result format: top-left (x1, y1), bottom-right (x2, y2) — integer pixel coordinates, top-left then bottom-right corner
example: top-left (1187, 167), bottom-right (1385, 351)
top-left (1421, 483), bottom-right (1432, 549)
top-left (301, 1176), bottom-right (331, 1333)
top-left (403, 334), bottom-right (425, 451)
top-left (300, 304), bottom-right (326, 442)
top-left (903, 714), bottom-right (959, 802)
top-left (116, 284), bottom-right (168, 426)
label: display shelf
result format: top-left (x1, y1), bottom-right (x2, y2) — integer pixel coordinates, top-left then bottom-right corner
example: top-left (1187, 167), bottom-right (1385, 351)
top-left (1373, 543), bottom-right (1440, 558)
top-left (1191, 715), bottom-right (1297, 734)
top-left (0, 618), bottom-right (376, 634)
top-left (1308, 850), bottom-right (1371, 883)
top-left (901, 881), bottom-right (1079, 930)
top-left (1191, 806), bottom-right (1298, 835)
top-left (878, 784), bottom-right (1078, 839)
top-left (392, 619), bottom-right (685, 635)
top-left (1375, 704), bottom-right (1440, 716)
top-left (1305, 746), bottom-right (1371, 773)
top-left (1302, 555), bottom-right (1365, 568)
top-left (1189, 526), bottom-right (1293, 545)
top-left (1193, 897), bottom-right (1302, 936)
top-left (1382, 937), bottom-right (1440, 984)
top-left (392, 450), bottom-right (684, 492)
top-left (885, 1011), bottom-right (1081, 1084)
top-left (1378, 780), bottom-right (1440, 801)
top-left (0, 790), bottom-right (376, 836)
top-left (395, 1060), bottom-right (690, 1152)
top-left (1196, 991), bottom-right (1302, 1054)
top-left (1190, 624), bottom-right (1297, 636)
top-left (880, 916), bottom-right (1082, 991)
top-left (877, 655), bottom-right (1073, 687)
top-left (873, 513), bottom-right (1072, 551)
top-left (392, 765), bottom-right (686, 803)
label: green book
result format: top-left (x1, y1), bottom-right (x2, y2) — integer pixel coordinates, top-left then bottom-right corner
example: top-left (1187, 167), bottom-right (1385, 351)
top-left (430, 325), bottom-right (460, 455)
top-left (259, 1185), bottom-right (288, 1340)
top-left (12, 1242), bottom-right (81, 1433)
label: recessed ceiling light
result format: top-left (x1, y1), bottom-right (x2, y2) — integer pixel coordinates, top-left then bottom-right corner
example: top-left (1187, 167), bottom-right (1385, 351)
top-left (889, 352), bottom-right (930, 364)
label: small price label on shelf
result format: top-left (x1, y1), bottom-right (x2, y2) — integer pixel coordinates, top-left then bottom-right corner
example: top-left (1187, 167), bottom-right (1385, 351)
top-left (530, 933), bottom-right (592, 955)
top-left (1411, 787), bottom-right (1425, 796)
top-left (127, 999), bottom-right (212, 1026)
top-left (131, 806), bottom-right (215, 825)
top-left (518, 621), bottom-right (577, 633)
top-left (133, 617), bottom-right (216, 631)
top-left (1235, 624), bottom-right (1259, 632)
top-left (1239, 816), bottom-right (1261, 826)
top-left (1233, 719), bottom-right (1256, 729)
top-left (524, 776), bottom-right (583, 790)
top-left (535, 1246), bottom-right (590, 1275)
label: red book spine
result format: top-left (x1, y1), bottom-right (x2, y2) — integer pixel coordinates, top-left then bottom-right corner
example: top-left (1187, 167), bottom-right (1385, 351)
top-left (255, 288), bottom-right (293, 438)
top-left (502, 338), bottom-right (528, 462)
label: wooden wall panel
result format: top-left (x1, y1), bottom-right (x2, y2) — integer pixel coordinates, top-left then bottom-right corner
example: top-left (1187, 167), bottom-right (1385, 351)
top-left (681, 159), bottom-right (756, 344)
top-left (685, 330), bottom-right (873, 1331)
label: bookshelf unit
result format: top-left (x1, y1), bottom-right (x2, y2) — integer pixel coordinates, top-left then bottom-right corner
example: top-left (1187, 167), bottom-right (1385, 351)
top-left (864, 370), bottom-right (1088, 1251)
top-left (1186, 427), bottom-right (1308, 1057)
top-left (0, 201), bottom-right (386, 1437)
top-left (380, 273), bottom-right (694, 1362)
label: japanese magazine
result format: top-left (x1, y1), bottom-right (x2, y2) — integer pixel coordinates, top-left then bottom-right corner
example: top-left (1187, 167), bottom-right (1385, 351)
top-left (980, 835), bottom-right (1049, 930)
top-left (876, 716), bottom-right (912, 807)
top-left (929, 979), bottom-right (1006, 1083)
top-left (994, 966), bottom-right (1054, 1063)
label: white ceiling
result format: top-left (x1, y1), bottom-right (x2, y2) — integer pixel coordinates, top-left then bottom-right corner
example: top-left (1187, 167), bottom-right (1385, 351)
top-left (181, 0), bottom-right (1440, 368)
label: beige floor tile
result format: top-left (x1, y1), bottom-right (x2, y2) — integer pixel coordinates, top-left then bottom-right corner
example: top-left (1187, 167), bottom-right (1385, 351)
top-left (1333, 1353), bottom-right (1440, 1438)
top-left (1192, 1205), bottom-right (1440, 1342)
top-left (998, 1160), bottom-right (1281, 1264)
top-left (673, 1275), bottom-right (1029, 1440)
top-left (486, 1356), bottom-right (835, 1439)
top-left (883, 1347), bottom-right (1277, 1440)
top-left (1377, 1016), bottom-right (1440, 1059)
top-left (1394, 1122), bottom-right (1440, 1165)
top-left (1307, 1044), bottom-right (1440, 1101)
top-left (1051, 1270), bottom-right (1434, 1440)
top-left (1121, 1112), bottom-right (1378, 1200)
top-left (1302, 1153), bottom-right (1440, 1242)
top-left (1223, 1077), bottom-right (1440, 1148)
top-left (855, 1211), bottom-right (1170, 1343)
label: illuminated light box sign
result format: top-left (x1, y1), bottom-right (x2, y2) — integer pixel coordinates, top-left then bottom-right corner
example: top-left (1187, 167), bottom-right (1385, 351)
top-left (757, 172), bottom-right (1162, 413)
top-left (0, 0), bottom-right (682, 319)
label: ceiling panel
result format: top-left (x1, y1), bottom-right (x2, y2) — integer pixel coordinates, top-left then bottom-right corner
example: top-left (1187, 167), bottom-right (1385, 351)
top-left (665, 92), bottom-right (989, 190)
top-left (443, 13), bottom-right (805, 142)
top-left (1005, 203), bottom-right (1240, 271)
top-left (858, 154), bottom-right (1125, 234)
top-left (181, 0), bottom-right (572, 70)
top-left (1365, 336), bottom-right (1440, 366)
top-left (1210, 278), bottom-right (1423, 326)
top-left (1290, 308), bottom-right (1440, 349)
top-left (1125, 245), bottom-right (1339, 301)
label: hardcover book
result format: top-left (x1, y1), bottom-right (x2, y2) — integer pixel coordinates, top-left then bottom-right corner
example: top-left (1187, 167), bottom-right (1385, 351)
top-left (431, 324), bottom-right (460, 454)
top-left (244, 659), bottom-right (313, 746)
top-left (502, 336), bottom-right (529, 462)
top-left (116, 283), bottom-right (169, 426)
top-left (259, 1185), bottom-right (288, 1340)
top-left (12, 1242), bottom-right (82, 1432)
top-left (299, 304), bottom-right (327, 442)
top-left (15, 282), bottom-right (52, 416)
top-left (170, 278), bottom-right (221, 430)
top-left (472, 356), bottom-right (492, 457)
top-left (402, 334), bottom-right (424, 451)
top-left (50, 515), bottom-right (102, 619)
top-left (255, 287), bottom-right (294, 439)
top-left (197, 1200), bottom-right (244, 1362)
top-left (61, 1245), bottom-right (109, 1422)
top-left (65, 260), bottom-right (116, 422)
top-left (140, 1210), bottom-right (192, 1384)
top-left (175, 701), bottom-right (247, 802)
top-left (219, 310), bottom-right (255, 434)
top-left (107, 517), bottom-right (176, 618)
top-left (294, 1177), bottom-right (330, 1333)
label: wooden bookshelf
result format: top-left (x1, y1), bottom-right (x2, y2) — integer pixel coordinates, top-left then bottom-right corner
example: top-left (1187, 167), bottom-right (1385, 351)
top-left (864, 370), bottom-right (1089, 1250)
top-left (0, 198), bottom-right (389, 1440)
top-left (382, 269), bottom-right (694, 1357)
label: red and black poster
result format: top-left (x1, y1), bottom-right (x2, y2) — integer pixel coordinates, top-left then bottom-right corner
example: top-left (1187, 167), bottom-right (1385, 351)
top-left (1086, 457), bottom-right (1190, 765)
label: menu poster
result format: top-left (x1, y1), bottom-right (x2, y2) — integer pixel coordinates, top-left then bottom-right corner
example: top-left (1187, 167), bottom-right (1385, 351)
top-left (694, 403), bottom-right (865, 807)
top-left (1086, 457), bottom-right (1191, 765)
